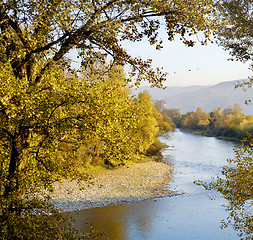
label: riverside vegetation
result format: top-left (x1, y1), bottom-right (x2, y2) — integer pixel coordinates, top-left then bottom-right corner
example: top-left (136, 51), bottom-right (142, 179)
top-left (0, 64), bottom-right (176, 239)
top-left (164, 104), bottom-right (253, 239)
top-left (165, 105), bottom-right (253, 141)
top-left (0, 0), bottom-right (221, 239)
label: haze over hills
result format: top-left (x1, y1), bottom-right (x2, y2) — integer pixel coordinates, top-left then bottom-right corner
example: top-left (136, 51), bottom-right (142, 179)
top-left (132, 80), bottom-right (253, 115)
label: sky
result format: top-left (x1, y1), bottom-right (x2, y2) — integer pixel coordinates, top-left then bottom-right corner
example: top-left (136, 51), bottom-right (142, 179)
top-left (70, 31), bottom-right (252, 88)
top-left (122, 35), bottom-right (252, 87)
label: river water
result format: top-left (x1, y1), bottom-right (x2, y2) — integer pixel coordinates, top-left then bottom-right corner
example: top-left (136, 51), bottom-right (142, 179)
top-left (68, 129), bottom-right (240, 239)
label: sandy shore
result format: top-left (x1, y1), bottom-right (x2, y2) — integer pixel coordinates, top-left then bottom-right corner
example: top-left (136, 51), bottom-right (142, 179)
top-left (49, 161), bottom-right (178, 212)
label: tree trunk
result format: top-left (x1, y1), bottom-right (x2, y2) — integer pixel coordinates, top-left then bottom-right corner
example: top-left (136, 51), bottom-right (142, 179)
top-left (3, 136), bottom-right (24, 214)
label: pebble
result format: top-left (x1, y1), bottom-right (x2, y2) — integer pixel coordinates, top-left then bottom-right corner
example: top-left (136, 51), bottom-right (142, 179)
top-left (48, 161), bottom-right (179, 212)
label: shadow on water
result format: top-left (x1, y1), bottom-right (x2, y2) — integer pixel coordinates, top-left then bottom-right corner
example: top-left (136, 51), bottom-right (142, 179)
top-left (67, 129), bottom-right (240, 240)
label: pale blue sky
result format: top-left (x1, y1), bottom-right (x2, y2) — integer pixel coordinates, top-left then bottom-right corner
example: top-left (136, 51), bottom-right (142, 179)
top-left (70, 33), bottom-right (252, 87)
top-left (122, 36), bottom-right (252, 87)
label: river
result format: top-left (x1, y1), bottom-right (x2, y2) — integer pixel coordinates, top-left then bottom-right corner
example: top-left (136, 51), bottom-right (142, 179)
top-left (67, 129), bottom-right (240, 239)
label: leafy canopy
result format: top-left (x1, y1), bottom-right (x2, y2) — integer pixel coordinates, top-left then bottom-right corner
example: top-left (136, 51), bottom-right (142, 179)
top-left (215, 0), bottom-right (253, 87)
top-left (0, 0), bottom-right (219, 202)
top-left (0, 62), bottom-right (175, 239)
top-left (216, 0), bottom-right (253, 62)
top-left (0, 0), bottom-right (218, 87)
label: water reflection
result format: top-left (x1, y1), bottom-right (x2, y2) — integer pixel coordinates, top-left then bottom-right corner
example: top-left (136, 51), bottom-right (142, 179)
top-left (67, 130), bottom-right (240, 239)
top-left (68, 200), bottom-right (160, 240)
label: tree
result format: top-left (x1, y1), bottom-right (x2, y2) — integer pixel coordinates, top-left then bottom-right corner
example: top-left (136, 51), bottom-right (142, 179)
top-left (159, 112), bottom-right (176, 134)
top-left (0, 63), bottom-right (98, 239)
top-left (0, 62), bottom-right (176, 238)
top-left (209, 107), bottom-right (222, 128)
top-left (215, 0), bottom-right (253, 86)
top-left (213, 104), bottom-right (246, 138)
top-left (197, 135), bottom-right (253, 239)
top-left (163, 108), bottom-right (182, 127)
top-left (181, 107), bottom-right (210, 130)
top-left (0, 0), bottom-right (218, 87)
top-left (0, 0), bottom-right (219, 238)
top-left (195, 107), bottom-right (210, 128)
top-left (76, 65), bottom-right (136, 167)
top-left (75, 67), bottom-right (173, 167)
top-left (201, 2), bottom-right (253, 236)
top-left (232, 104), bottom-right (246, 128)
top-left (132, 91), bottom-right (160, 153)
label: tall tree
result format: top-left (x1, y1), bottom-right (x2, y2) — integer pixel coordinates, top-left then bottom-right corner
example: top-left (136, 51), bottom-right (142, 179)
top-left (0, 0), bottom-right (219, 238)
top-left (0, 0), bottom-right (218, 200)
top-left (163, 108), bottom-right (182, 127)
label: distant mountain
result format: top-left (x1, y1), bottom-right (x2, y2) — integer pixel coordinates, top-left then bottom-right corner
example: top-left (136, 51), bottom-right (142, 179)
top-left (132, 80), bottom-right (253, 115)
top-left (132, 85), bottom-right (209, 100)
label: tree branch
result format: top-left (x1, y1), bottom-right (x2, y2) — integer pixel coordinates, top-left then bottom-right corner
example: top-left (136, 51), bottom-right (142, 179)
top-left (0, 1), bottom-right (29, 48)
top-left (0, 127), bottom-right (14, 139)
top-left (121, 10), bottom-right (176, 23)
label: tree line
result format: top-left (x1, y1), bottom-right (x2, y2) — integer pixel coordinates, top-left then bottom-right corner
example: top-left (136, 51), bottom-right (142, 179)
top-left (164, 104), bottom-right (253, 239)
top-left (165, 103), bottom-right (253, 239)
top-left (164, 105), bottom-right (253, 141)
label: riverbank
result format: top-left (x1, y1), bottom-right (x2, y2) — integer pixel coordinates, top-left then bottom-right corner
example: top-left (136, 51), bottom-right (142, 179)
top-left (182, 128), bottom-right (242, 142)
top-left (65, 130), bottom-right (239, 240)
top-left (49, 161), bottom-right (177, 212)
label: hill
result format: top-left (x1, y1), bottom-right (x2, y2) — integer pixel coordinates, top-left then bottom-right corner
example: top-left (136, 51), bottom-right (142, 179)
top-left (132, 80), bottom-right (253, 115)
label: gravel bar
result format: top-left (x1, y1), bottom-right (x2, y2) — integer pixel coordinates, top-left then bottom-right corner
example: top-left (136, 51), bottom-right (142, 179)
top-left (49, 161), bottom-right (178, 212)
